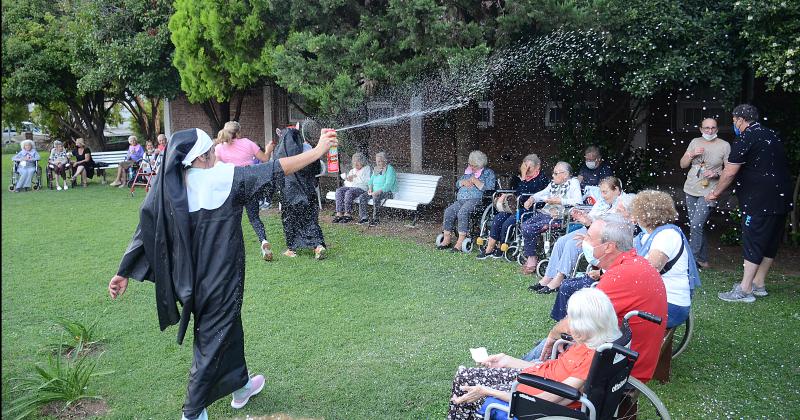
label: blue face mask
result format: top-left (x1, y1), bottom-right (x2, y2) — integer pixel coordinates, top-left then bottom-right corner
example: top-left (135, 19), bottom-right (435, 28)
top-left (733, 123), bottom-right (741, 137)
top-left (582, 240), bottom-right (601, 267)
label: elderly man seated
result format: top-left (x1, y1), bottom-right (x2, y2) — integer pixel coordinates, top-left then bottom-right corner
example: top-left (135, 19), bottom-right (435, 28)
top-left (577, 145), bottom-right (613, 189)
top-left (521, 214), bottom-right (667, 387)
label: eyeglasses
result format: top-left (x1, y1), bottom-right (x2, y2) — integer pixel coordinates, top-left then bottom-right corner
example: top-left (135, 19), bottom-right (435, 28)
top-left (553, 170), bottom-right (566, 175)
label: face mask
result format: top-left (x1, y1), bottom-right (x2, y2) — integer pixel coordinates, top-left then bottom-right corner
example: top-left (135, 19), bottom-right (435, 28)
top-left (582, 240), bottom-right (601, 267)
top-left (585, 161), bottom-right (597, 170)
top-left (702, 133), bottom-right (717, 141)
top-left (733, 123), bottom-right (741, 137)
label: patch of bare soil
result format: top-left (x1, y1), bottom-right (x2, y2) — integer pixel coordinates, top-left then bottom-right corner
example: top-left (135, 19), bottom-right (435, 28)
top-left (41, 399), bottom-right (108, 419)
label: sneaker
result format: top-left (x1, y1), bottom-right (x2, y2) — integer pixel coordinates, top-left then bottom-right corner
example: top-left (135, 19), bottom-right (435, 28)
top-left (358, 218), bottom-right (369, 225)
top-left (368, 218), bottom-right (379, 227)
top-left (476, 249), bottom-right (491, 260)
top-left (752, 285), bottom-right (768, 297)
top-left (63, 184), bottom-right (68, 190)
top-left (57, 186), bottom-right (62, 191)
top-left (181, 408), bottom-right (208, 420)
top-left (260, 241), bottom-right (273, 262)
top-left (490, 249), bottom-right (504, 259)
top-left (314, 246), bottom-right (326, 260)
top-left (339, 216), bottom-right (353, 223)
top-left (283, 249), bottom-right (297, 258)
top-left (110, 181), bottom-right (121, 187)
top-left (231, 374), bottom-right (265, 409)
top-left (718, 284), bottom-right (755, 303)
top-left (332, 216), bottom-right (343, 223)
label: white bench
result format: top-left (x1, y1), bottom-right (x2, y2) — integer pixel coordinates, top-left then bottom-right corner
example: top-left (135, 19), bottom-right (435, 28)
top-left (91, 151), bottom-right (130, 184)
top-left (325, 172), bottom-right (442, 226)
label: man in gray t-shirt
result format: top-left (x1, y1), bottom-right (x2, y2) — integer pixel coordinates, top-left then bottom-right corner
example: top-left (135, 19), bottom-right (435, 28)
top-left (679, 118), bottom-right (730, 267)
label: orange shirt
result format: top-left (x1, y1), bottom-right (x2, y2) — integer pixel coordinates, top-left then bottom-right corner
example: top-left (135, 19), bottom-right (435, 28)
top-left (519, 344), bottom-right (595, 409)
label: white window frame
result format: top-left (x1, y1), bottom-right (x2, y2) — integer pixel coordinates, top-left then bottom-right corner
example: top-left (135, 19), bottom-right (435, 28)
top-left (544, 101), bottom-right (564, 128)
top-left (477, 100), bottom-right (494, 129)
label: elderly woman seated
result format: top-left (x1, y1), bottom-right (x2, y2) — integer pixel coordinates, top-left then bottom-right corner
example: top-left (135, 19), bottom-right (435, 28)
top-left (477, 154), bottom-right (549, 260)
top-left (11, 140), bottom-right (40, 192)
top-left (446, 288), bottom-right (622, 419)
top-left (529, 176), bottom-right (624, 293)
top-left (438, 150), bottom-right (496, 252)
top-left (48, 140), bottom-right (72, 191)
top-left (332, 152), bottom-right (371, 223)
top-left (359, 151), bottom-right (397, 226)
top-left (520, 161), bottom-right (582, 274)
top-left (110, 135), bottom-right (144, 187)
top-left (631, 190), bottom-right (700, 329)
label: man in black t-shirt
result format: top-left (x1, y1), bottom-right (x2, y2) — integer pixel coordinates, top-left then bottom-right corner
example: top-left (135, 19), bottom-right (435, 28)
top-left (577, 145), bottom-right (613, 189)
top-left (706, 104), bottom-right (792, 303)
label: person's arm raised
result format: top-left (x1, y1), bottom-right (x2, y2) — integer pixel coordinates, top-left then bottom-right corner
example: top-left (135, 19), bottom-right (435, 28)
top-left (277, 129), bottom-right (337, 175)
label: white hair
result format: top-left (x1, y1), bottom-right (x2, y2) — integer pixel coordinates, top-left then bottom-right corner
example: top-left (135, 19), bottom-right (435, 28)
top-left (595, 212), bottom-right (634, 251)
top-left (616, 193), bottom-right (636, 212)
top-left (468, 150), bottom-right (488, 169)
top-left (523, 154), bottom-right (540, 168)
top-left (567, 288), bottom-right (622, 349)
top-left (375, 151), bottom-right (388, 162)
top-left (555, 161), bottom-right (572, 176)
top-left (351, 152), bottom-right (368, 166)
top-left (20, 140), bottom-right (35, 150)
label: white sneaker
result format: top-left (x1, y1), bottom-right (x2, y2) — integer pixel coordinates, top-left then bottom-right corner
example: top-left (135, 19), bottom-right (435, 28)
top-left (57, 186), bottom-right (62, 191)
top-left (231, 374), bottom-right (265, 409)
top-left (63, 184), bottom-right (68, 190)
top-left (261, 241), bottom-right (273, 262)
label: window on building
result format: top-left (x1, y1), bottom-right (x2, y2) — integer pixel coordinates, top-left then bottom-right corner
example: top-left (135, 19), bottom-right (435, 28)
top-left (288, 95), bottom-right (307, 123)
top-left (544, 101), bottom-right (564, 127)
top-left (675, 101), bottom-right (729, 132)
top-left (477, 101), bottom-right (495, 129)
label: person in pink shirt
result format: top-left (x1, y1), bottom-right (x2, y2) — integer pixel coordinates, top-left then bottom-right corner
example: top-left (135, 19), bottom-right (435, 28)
top-left (215, 121), bottom-right (276, 261)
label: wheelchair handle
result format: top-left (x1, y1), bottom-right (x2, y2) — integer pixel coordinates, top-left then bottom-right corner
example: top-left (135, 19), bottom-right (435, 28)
top-left (624, 310), bottom-right (662, 325)
top-left (595, 342), bottom-right (639, 361)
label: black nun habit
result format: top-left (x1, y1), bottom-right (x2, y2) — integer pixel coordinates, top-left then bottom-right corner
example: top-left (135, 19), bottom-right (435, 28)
top-left (274, 127), bottom-right (326, 250)
top-left (116, 128), bottom-right (284, 418)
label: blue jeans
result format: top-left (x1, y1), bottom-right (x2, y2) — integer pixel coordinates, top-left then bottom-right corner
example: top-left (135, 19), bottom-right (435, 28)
top-left (489, 212), bottom-right (515, 241)
top-left (685, 193), bottom-right (714, 263)
top-left (521, 212), bottom-right (559, 257)
top-left (550, 275), bottom-right (596, 322)
top-left (522, 339), bottom-right (547, 362)
top-left (443, 198), bottom-right (481, 233)
top-left (544, 228), bottom-right (586, 278)
top-left (667, 303), bottom-right (691, 329)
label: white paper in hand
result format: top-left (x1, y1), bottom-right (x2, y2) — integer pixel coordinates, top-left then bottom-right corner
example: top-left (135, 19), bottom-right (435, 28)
top-left (470, 347), bottom-right (489, 364)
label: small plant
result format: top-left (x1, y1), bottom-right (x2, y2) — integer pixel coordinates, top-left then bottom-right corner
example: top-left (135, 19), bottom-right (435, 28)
top-left (3, 342), bottom-right (112, 420)
top-left (45, 317), bottom-right (105, 358)
top-left (719, 210), bottom-right (742, 246)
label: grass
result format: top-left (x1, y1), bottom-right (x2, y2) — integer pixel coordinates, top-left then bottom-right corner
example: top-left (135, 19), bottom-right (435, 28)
top-left (2, 153), bottom-right (799, 419)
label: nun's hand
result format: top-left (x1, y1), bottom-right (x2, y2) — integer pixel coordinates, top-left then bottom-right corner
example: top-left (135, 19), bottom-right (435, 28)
top-left (316, 129), bottom-right (338, 152)
top-left (108, 275), bottom-right (129, 299)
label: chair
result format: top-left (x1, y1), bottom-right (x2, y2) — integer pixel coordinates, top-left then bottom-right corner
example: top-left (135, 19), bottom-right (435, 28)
top-left (8, 160), bottom-right (43, 191)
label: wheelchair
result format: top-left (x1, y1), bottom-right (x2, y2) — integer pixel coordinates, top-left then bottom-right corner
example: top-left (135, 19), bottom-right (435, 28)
top-left (8, 160), bottom-right (43, 191)
top-left (129, 154), bottom-right (161, 197)
top-left (45, 162), bottom-right (73, 190)
top-left (484, 310), bottom-right (671, 420)
top-left (435, 177), bottom-right (504, 253)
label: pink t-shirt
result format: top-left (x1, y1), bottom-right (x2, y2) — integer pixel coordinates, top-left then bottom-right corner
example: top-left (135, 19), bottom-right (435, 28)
top-left (214, 138), bottom-right (262, 167)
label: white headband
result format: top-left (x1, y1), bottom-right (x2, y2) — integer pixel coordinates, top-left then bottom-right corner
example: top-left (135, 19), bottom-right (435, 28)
top-left (181, 129), bottom-right (214, 167)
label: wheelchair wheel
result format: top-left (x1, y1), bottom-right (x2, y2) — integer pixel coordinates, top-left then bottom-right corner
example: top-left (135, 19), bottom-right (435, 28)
top-left (461, 238), bottom-right (473, 253)
top-left (617, 377), bottom-right (671, 420)
top-left (517, 252), bottom-right (526, 266)
top-left (32, 184), bottom-right (41, 191)
top-left (8, 184), bottom-right (15, 192)
top-left (504, 245), bottom-right (518, 263)
top-left (435, 233), bottom-right (446, 247)
top-left (671, 309), bottom-right (694, 359)
top-left (536, 258), bottom-right (549, 278)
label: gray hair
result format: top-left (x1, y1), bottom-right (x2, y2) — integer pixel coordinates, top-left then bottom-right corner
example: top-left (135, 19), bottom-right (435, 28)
top-left (468, 150), bottom-right (488, 169)
top-left (52, 140), bottom-right (63, 147)
top-left (555, 161), bottom-right (572, 176)
top-left (375, 151), bottom-right (388, 162)
top-left (585, 145), bottom-right (601, 158)
top-left (20, 140), bottom-right (35, 150)
top-left (128, 135), bottom-right (138, 143)
top-left (595, 212), bottom-right (634, 251)
top-left (732, 104), bottom-right (759, 123)
top-left (616, 192), bottom-right (636, 212)
top-left (567, 288), bottom-right (622, 349)
top-left (351, 152), bottom-right (368, 166)
top-left (523, 154), bottom-right (541, 168)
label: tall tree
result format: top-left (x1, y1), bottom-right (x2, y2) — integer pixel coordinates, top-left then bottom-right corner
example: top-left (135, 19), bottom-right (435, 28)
top-left (169, 0), bottom-right (278, 134)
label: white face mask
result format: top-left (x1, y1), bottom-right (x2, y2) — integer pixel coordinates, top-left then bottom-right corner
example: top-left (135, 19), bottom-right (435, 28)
top-left (702, 133), bottom-right (717, 141)
top-left (585, 161), bottom-right (597, 170)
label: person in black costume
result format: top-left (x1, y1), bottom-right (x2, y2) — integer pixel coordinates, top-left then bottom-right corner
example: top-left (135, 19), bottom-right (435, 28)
top-left (273, 126), bottom-right (328, 260)
top-left (108, 127), bottom-right (337, 420)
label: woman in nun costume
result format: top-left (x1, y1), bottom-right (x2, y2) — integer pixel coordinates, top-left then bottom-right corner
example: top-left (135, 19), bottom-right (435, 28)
top-left (108, 127), bottom-right (337, 420)
top-left (274, 126), bottom-right (328, 259)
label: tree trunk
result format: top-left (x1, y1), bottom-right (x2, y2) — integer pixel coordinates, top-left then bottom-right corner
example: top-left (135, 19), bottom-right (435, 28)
top-left (121, 92), bottom-right (163, 142)
top-left (199, 92), bottom-right (247, 136)
top-left (63, 91), bottom-right (112, 151)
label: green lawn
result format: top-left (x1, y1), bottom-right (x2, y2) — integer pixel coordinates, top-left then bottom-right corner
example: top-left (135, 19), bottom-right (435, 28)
top-left (2, 154), bottom-right (799, 419)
